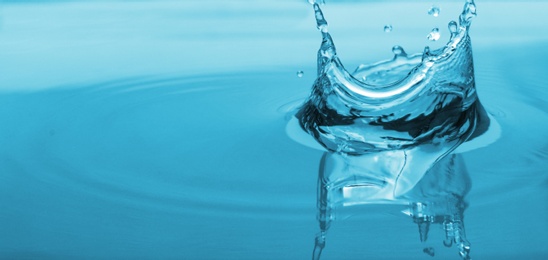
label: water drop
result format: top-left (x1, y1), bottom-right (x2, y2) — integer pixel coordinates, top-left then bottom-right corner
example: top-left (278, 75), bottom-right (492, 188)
top-left (423, 247), bottom-right (435, 257)
top-left (428, 6), bottom-right (440, 17)
top-left (391, 45), bottom-right (407, 57)
top-left (297, 71), bottom-right (304, 78)
top-left (384, 24), bottom-right (393, 33)
top-left (448, 20), bottom-right (458, 39)
top-left (427, 28), bottom-right (441, 41)
top-left (448, 21), bottom-right (458, 34)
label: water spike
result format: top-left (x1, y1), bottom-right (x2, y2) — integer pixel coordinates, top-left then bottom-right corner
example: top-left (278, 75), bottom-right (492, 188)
top-left (392, 45), bottom-right (407, 58)
top-left (422, 46), bottom-right (431, 61)
top-left (453, 217), bottom-right (472, 259)
top-left (312, 232), bottom-right (326, 260)
top-left (458, 241), bottom-right (472, 260)
top-left (313, 3), bottom-right (329, 33)
top-left (459, 0), bottom-right (477, 28)
top-left (448, 20), bottom-right (459, 39)
top-left (418, 221), bottom-right (430, 242)
top-left (443, 219), bottom-right (456, 247)
top-left (317, 29), bottom-right (337, 76)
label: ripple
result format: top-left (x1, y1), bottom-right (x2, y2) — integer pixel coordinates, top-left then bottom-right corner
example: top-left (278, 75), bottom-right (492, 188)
top-left (0, 72), bottom-right (319, 220)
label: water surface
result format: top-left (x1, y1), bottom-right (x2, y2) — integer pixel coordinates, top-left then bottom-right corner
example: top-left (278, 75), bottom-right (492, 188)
top-left (0, 0), bottom-right (547, 259)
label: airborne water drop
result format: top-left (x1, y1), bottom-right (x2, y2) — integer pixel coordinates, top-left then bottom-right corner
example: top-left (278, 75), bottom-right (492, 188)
top-left (384, 24), bottom-right (393, 33)
top-left (427, 28), bottom-right (441, 41)
top-left (428, 6), bottom-right (441, 17)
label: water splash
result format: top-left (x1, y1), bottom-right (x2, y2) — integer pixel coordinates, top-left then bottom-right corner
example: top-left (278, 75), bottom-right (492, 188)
top-left (298, 1), bottom-right (484, 259)
top-left (299, 0), bottom-right (483, 186)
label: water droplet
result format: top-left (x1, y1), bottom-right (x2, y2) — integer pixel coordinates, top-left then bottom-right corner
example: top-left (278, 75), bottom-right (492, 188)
top-left (391, 45), bottom-right (407, 57)
top-left (427, 28), bottom-right (441, 41)
top-left (297, 71), bottom-right (304, 78)
top-left (423, 247), bottom-right (435, 257)
top-left (448, 20), bottom-right (458, 39)
top-left (384, 24), bottom-right (393, 33)
top-left (428, 6), bottom-right (440, 17)
top-left (448, 21), bottom-right (458, 34)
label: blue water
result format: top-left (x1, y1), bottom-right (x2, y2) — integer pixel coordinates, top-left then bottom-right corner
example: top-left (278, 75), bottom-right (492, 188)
top-left (0, 0), bottom-right (547, 259)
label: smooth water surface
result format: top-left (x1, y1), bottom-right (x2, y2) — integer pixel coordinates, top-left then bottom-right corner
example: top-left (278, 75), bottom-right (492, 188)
top-left (1, 0), bottom-right (547, 259)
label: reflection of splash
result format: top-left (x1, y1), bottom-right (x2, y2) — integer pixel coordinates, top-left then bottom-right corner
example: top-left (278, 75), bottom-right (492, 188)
top-left (314, 153), bottom-right (472, 259)
top-left (404, 154), bottom-right (472, 259)
top-left (297, 1), bottom-right (484, 259)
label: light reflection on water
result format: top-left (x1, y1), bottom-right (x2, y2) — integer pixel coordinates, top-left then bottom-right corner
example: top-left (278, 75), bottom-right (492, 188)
top-left (0, 0), bottom-right (547, 259)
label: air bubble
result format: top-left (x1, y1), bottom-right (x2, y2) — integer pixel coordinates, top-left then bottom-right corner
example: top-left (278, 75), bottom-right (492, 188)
top-left (427, 28), bottom-right (441, 41)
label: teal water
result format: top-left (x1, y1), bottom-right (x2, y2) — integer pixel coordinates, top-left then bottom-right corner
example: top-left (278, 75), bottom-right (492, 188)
top-left (0, 1), bottom-right (547, 259)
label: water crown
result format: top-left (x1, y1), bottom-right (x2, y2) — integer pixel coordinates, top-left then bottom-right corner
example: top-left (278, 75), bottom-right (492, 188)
top-left (296, 1), bottom-right (485, 259)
